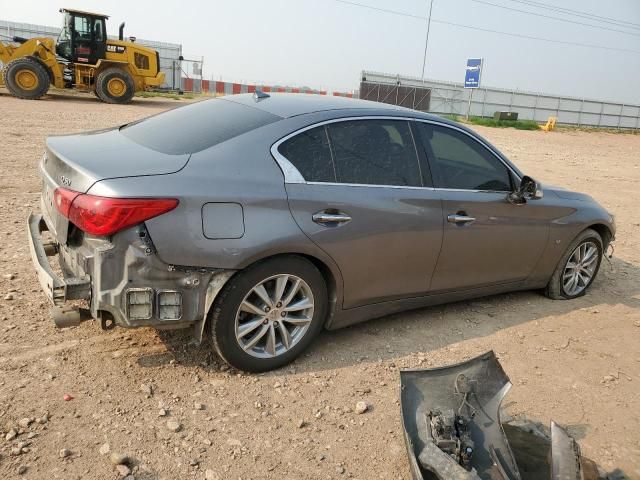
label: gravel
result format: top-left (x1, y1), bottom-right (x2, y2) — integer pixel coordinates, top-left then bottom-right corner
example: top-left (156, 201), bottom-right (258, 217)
top-left (166, 420), bottom-right (182, 432)
top-left (355, 401), bottom-right (369, 414)
top-left (0, 92), bottom-right (638, 478)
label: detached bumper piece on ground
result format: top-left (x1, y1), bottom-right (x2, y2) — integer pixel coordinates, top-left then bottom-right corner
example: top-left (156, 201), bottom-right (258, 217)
top-left (400, 351), bottom-right (600, 480)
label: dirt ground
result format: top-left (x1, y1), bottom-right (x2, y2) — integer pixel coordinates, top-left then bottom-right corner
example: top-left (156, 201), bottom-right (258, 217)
top-left (0, 90), bottom-right (639, 480)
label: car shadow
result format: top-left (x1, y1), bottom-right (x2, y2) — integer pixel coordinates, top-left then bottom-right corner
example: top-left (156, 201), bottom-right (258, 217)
top-left (293, 255), bottom-right (640, 373)
top-left (138, 256), bottom-right (639, 375)
top-left (135, 256), bottom-right (638, 478)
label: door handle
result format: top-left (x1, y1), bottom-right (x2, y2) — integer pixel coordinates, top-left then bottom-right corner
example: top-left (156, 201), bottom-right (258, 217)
top-left (312, 211), bottom-right (352, 225)
top-left (447, 214), bottom-right (476, 224)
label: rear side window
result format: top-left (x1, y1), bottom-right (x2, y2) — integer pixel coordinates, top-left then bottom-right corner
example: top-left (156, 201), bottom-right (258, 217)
top-left (277, 126), bottom-right (336, 182)
top-left (327, 120), bottom-right (422, 187)
top-left (121, 99), bottom-right (280, 155)
top-left (417, 123), bottom-right (511, 191)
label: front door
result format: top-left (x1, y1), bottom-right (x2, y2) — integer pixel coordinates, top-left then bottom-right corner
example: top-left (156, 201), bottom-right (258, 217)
top-left (71, 14), bottom-right (106, 65)
top-left (278, 119), bottom-right (444, 308)
top-left (414, 122), bottom-right (550, 291)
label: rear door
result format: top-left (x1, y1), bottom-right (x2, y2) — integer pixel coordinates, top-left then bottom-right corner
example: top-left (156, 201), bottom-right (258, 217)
top-left (277, 118), bottom-right (443, 309)
top-left (414, 121), bottom-right (550, 291)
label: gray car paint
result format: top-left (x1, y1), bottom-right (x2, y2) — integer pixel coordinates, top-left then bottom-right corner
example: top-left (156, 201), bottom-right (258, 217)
top-left (45, 129), bottom-right (191, 194)
top-left (31, 93), bottom-right (615, 336)
top-left (432, 190), bottom-right (555, 291)
top-left (286, 182), bottom-right (443, 308)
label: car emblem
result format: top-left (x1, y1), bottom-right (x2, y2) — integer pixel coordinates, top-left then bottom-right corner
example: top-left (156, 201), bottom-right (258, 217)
top-left (60, 175), bottom-right (72, 187)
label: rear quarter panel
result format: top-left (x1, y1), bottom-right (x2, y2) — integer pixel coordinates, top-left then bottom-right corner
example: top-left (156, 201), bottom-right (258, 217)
top-left (87, 114), bottom-right (345, 276)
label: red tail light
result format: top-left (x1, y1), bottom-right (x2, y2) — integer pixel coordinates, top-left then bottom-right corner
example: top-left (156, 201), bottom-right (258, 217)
top-left (53, 188), bottom-right (178, 236)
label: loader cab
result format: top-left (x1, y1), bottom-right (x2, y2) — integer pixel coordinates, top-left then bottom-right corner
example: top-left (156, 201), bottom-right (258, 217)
top-left (56, 9), bottom-right (108, 65)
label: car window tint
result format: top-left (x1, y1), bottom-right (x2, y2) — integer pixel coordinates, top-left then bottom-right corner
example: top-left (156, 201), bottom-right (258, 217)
top-left (120, 98), bottom-right (280, 155)
top-left (277, 126), bottom-right (336, 182)
top-left (418, 123), bottom-right (511, 191)
top-left (327, 120), bottom-right (421, 187)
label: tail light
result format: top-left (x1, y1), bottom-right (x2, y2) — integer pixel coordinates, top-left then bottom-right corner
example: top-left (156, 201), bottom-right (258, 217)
top-left (53, 187), bottom-right (178, 236)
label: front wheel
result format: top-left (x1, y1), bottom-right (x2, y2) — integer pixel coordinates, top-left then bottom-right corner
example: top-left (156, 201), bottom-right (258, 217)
top-left (4, 57), bottom-right (50, 100)
top-left (544, 228), bottom-right (603, 299)
top-left (209, 256), bottom-right (328, 372)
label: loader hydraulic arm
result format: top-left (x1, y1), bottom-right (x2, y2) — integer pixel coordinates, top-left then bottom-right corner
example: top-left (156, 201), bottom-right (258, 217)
top-left (0, 40), bottom-right (15, 64)
top-left (0, 37), bottom-right (65, 89)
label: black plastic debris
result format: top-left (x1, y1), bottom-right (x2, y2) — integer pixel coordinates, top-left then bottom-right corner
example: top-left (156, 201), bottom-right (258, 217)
top-left (400, 351), bottom-right (596, 480)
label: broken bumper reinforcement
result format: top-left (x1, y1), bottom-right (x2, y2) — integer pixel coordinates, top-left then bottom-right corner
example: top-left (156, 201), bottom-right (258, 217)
top-left (27, 213), bottom-right (90, 306)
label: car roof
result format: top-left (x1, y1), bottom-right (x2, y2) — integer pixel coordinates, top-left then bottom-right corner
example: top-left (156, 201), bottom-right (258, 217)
top-left (223, 92), bottom-right (417, 119)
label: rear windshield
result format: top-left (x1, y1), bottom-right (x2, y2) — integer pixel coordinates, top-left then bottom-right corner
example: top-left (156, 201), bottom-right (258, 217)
top-left (120, 98), bottom-right (281, 155)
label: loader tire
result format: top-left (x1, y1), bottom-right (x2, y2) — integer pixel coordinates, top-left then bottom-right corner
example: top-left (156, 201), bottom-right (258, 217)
top-left (96, 68), bottom-right (135, 104)
top-left (4, 57), bottom-right (50, 100)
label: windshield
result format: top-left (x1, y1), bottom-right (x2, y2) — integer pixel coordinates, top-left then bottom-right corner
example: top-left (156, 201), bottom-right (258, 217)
top-left (56, 12), bottom-right (72, 59)
top-left (120, 98), bottom-right (281, 155)
top-left (59, 12), bottom-right (72, 42)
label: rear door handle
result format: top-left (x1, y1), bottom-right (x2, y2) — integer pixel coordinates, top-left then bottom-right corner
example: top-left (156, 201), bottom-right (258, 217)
top-left (447, 214), bottom-right (476, 224)
top-left (312, 211), bottom-right (352, 225)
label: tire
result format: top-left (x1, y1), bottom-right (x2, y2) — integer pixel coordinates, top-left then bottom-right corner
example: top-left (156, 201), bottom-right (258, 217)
top-left (209, 256), bottom-right (328, 372)
top-left (95, 68), bottom-right (135, 104)
top-left (544, 228), bottom-right (603, 300)
top-left (4, 57), bottom-right (50, 100)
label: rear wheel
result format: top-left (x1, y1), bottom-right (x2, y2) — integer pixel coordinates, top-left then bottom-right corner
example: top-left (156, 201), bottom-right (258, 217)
top-left (95, 68), bottom-right (135, 104)
top-left (4, 57), bottom-right (50, 100)
top-left (544, 228), bottom-right (603, 299)
top-left (209, 256), bottom-right (327, 372)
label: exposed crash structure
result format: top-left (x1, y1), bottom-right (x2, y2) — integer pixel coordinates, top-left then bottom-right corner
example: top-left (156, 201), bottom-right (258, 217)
top-left (400, 351), bottom-right (599, 480)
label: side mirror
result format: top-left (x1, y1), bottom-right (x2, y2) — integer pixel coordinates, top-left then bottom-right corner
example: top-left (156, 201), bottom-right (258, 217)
top-left (507, 175), bottom-right (543, 205)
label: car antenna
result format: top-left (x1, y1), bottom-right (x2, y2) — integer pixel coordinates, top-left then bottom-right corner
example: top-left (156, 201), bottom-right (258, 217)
top-left (253, 89), bottom-right (270, 101)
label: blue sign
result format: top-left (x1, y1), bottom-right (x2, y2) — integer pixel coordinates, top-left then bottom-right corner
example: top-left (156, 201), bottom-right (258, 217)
top-left (464, 58), bottom-right (483, 88)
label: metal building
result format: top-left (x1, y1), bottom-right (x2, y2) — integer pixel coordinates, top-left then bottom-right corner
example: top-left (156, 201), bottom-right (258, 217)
top-left (0, 18), bottom-right (182, 89)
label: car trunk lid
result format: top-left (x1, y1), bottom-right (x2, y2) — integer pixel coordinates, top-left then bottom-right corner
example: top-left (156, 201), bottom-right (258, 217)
top-left (41, 128), bottom-right (190, 243)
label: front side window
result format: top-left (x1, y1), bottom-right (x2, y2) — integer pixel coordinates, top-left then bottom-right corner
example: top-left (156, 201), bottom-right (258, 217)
top-left (327, 120), bottom-right (422, 187)
top-left (277, 126), bottom-right (335, 182)
top-left (417, 123), bottom-right (511, 191)
top-left (73, 15), bottom-right (91, 39)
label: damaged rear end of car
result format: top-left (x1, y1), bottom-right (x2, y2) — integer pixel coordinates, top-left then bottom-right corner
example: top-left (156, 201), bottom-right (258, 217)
top-left (28, 98), bottom-right (284, 336)
top-left (29, 122), bottom-right (217, 332)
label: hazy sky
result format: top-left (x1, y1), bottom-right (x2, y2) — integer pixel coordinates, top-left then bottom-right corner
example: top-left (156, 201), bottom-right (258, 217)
top-left (1, 0), bottom-right (638, 102)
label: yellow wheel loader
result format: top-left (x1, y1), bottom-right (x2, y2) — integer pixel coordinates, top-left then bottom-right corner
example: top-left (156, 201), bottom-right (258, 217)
top-left (0, 8), bottom-right (165, 104)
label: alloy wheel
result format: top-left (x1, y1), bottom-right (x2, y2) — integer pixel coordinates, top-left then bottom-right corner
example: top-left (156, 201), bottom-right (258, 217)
top-left (234, 274), bottom-right (314, 358)
top-left (562, 241), bottom-right (599, 296)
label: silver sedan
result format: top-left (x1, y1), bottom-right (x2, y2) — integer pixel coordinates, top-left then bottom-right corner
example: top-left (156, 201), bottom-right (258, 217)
top-left (28, 93), bottom-right (615, 371)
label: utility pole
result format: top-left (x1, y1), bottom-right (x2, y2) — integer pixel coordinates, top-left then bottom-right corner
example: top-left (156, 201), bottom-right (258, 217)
top-left (420, 0), bottom-right (434, 83)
